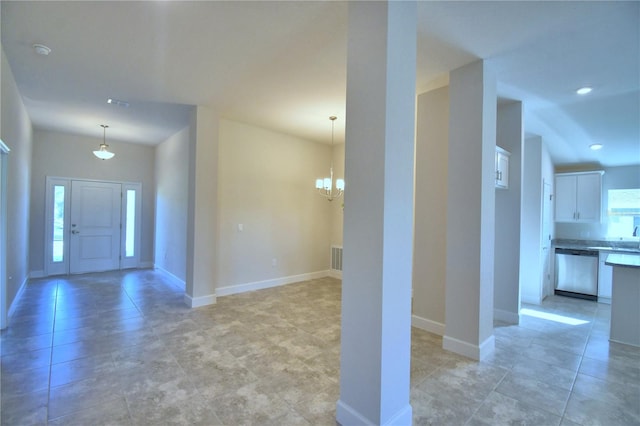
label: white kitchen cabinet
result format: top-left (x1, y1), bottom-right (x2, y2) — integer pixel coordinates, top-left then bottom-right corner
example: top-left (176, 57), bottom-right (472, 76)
top-left (495, 147), bottom-right (510, 189)
top-left (554, 171), bottom-right (603, 222)
top-left (598, 251), bottom-right (612, 304)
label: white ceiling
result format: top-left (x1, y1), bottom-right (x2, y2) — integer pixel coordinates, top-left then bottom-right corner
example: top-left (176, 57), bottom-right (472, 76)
top-left (2, 1), bottom-right (638, 167)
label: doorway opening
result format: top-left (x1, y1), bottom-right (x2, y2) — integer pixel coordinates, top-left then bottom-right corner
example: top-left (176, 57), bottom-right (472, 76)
top-left (44, 177), bottom-right (142, 276)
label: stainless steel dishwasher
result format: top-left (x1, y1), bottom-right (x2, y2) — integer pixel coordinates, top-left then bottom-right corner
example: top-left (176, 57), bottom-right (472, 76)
top-left (554, 248), bottom-right (599, 301)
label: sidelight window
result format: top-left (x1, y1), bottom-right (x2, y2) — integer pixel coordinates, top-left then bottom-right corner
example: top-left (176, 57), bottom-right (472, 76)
top-left (125, 190), bottom-right (136, 257)
top-left (52, 185), bottom-right (65, 262)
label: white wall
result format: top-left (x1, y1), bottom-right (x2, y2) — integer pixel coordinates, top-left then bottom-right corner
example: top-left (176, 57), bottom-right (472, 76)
top-left (1, 48), bottom-right (33, 314)
top-left (412, 86), bottom-right (449, 332)
top-left (30, 130), bottom-right (156, 274)
top-left (216, 119), bottom-right (333, 293)
top-left (555, 165), bottom-right (640, 241)
top-left (154, 126), bottom-right (189, 283)
top-left (520, 135), bottom-right (554, 304)
top-left (494, 101), bottom-right (523, 323)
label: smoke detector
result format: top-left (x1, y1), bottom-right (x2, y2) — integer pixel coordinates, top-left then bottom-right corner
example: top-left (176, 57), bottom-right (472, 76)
top-left (33, 44), bottom-right (51, 56)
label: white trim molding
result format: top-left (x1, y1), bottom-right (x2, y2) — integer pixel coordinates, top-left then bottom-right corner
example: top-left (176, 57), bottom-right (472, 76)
top-left (443, 334), bottom-right (496, 361)
top-left (336, 400), bottom-right (375, 425)
top-left (184, 293), bottom-right (216, 308)
top-left (494, 308), bottom-right (520, 325)
top-left (216, 270), bottom-right (330, 297)
top-left (411, 314), bottom-right (445, 335)
top-left (7, 276), bottom-right (28, 319)
top-left (29, 270), bottom-right (46, 279)
top-left (336, 400), bottom-right (412, 426)
top-left (328, 270), bottom-right (342, 280)
top-left (154, 265), bottom-right (186, 290)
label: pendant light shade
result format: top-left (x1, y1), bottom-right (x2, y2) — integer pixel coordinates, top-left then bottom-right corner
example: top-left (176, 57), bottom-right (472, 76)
top-left (93, 124), bottom-right (115, 160)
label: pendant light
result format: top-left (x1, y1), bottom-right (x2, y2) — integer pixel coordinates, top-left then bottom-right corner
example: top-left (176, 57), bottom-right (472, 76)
top-left (315, 116), bottom-right (344, 201)
top-left (93, 124), bottom-right (115, 160)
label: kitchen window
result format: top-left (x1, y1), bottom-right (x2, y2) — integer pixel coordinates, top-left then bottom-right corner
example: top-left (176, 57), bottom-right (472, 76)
top-left (607, 188), bottom-right (640, 238)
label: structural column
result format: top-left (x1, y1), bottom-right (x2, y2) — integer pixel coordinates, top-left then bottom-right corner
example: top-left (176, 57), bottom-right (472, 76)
top-left (185, 105), bottom-right (219, 308)
top-left (337, 2), bottom-right (416, 425)
top-left (494, 101), bottom-right (523, 324)
top-left (444, 60), bottom-right (497, 360)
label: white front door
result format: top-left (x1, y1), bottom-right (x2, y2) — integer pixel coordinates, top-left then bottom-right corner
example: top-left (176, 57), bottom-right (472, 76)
top-left (69, 181), bottom-right (122, 274)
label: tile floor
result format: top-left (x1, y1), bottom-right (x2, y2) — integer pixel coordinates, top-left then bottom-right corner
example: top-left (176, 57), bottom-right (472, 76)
top-left (1, 269), bottom-right (639, 425)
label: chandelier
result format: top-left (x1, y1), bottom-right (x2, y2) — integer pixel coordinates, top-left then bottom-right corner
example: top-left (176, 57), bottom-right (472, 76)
top-left (315, 116), bottom-right (344, 201)
top-left (93, 124), bottom-right (115, 160)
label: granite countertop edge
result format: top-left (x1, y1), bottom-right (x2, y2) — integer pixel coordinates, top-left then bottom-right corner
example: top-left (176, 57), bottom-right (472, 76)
top-left (605, 253), bottom-right (640, 269)
top-left (554, 239), bottom-right (640, 254)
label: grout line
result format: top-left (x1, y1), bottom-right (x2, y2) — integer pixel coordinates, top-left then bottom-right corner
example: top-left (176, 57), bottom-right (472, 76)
top-left (464, 364), bottom-right (511, 425)
top-left (46, 278), bottom-right (60, 424)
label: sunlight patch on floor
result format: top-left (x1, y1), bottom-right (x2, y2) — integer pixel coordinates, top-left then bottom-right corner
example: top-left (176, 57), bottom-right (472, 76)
top-left (520, 308), bottom-right (590, 326)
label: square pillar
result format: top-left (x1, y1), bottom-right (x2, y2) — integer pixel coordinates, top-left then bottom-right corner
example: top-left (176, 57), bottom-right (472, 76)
top-left (185, 106), bottom-right (218, 308)
top-left (444, 60), bottom-right (497, 360)
top-left (337, 2), bottom-right (416, 425)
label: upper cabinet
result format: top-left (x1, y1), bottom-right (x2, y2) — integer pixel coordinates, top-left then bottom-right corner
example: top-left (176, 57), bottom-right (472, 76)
top-left (554, 171), bottom-right (604, 223)
top-left (495, 147), bottom-right (510, 189)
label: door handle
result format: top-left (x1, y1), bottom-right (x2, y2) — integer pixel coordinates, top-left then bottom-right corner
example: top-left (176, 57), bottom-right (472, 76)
top-left (71, 230), bottom-right (80, 235)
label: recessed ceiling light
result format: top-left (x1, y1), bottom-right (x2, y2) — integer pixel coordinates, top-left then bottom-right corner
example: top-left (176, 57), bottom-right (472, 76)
top-left (107, 98), bottom-right (130, 108)
top-left (589, 143), bottom-right (603, 150)
top-left (576, 87), bottom-right (592, 95)
top-left (33, 44), bottom-right (51, 56)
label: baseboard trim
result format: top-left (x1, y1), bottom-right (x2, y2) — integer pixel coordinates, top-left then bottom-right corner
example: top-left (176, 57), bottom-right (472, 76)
top-left (478, 335), bottom-right (496, 361)
top-left (411, 314), bottom-right (445, 336)
top-left (329, 270), bottom-right (343, 279)
top-left (154, 265), bottom-right (186, 290)
top-left (336, 400), bottom-right (412, 426)
top-left (520, 294), bottom-right (542, 305)
top-left (336, 400), bottom-right (374, 425)
top-left (443, 334), bottom-right (495, 361)
top-left (494, 308), bottom-right (519, 324)
top-left (7, 276), bottom-right (28, 319)
top-left (382, 403), bottom-right (412, 426)
top-left (138, 261), bottom-right (153, 269)
top-left (216, 270), bottom-right (330, 297)
top-left (184, 293), bottom-right (216, 308)
top-left (29, 270), bottom-right (45, 279)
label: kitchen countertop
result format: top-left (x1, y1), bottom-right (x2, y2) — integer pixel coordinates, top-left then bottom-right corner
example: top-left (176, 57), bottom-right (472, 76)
top-left (605, 253), bottom-right (640, 269)
top-left (554, 239), bottom-right (640, 254)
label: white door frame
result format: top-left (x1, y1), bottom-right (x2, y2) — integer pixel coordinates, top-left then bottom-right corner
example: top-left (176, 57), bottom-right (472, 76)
top-left (0, 140), bottom-right (10, 329)
top-left (44, 177), bottom-right (142, 276)
top-left (541, 180), bottom-right (554, 298)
